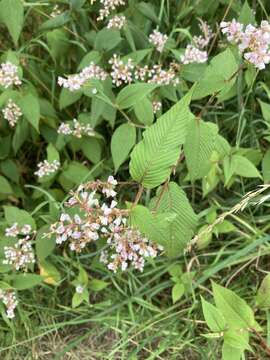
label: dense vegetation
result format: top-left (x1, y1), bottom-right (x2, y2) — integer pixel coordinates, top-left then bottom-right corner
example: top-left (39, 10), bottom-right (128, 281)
top-left (1, 0), bottom-right (270, 358)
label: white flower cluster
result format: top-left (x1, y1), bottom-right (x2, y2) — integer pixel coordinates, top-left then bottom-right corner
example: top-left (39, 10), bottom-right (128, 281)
top-left (49, 176), bottom-right (161, 272)
top-left (0, 290), bottom-right (18, 319)
top-left (58, 119), bottom-right (95, 138)
top-left (2, 99), bottom-right (22, 127)
top-left (58, 63), bottom-right (107, 91)
top-left (109, 54), bottom-right (134, 87)
top-left (51, 5), bottom-right (61, 18)
top-left (34, 160), bottom-right (60, 178)
top-left (3, 223), bottom-right (35, 271)
top-left (180, 20), bottom-right (212, 64)
top-left (107, 15), bottom-right (126, 29)
top-left (152, 100), bottom-right (162, 114)
top-left (221, 20), bottom-right (270, 70)
top-left (109, 60), bottom-right (180, 87)
top-left (149, 29), bottom-right (168, 53)
top-left (97, 0), bottom-right (126, 21)
top-left (0, 62), bottom-right (21, 89)
top-left (148, 64), bottom-right (180, 86)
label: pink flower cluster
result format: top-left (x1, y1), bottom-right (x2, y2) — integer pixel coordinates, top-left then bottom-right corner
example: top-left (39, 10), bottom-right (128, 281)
top-left (107, 15), bottom-right (126, 29)
top-left (2, 99), bottom-right (22, 127)
top-left (220, 20), bottom-right (270, 69)
top-left (180, 20), bottom-right (212, 65)
top-left (49, 176), bottom-right (162, 272)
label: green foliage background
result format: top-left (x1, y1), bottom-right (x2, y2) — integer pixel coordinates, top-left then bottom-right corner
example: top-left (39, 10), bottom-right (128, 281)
top-left (0, 0), bottom-right (270, 358)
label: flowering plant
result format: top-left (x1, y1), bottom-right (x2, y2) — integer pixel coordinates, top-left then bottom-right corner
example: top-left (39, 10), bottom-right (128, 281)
top-left (0, 0), bottom-right (270, 358)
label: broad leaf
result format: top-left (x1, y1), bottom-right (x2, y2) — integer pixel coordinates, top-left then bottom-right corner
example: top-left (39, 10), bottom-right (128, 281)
top-left (111, 123), bottom-right (136, 171)
top-left (19, 93), bottom-right (40, 132)
top-left (116, 83), bottom-right (157, 109)
top-left (212, 282), bottom-right (257, 330)
top-left (130, 89), bottom-right (194, 189)
top-left (192, 49), bottom-right (238, 100)
top-left (201, 297), bottom-right (227, 332)
top-left (150, 182), bottom-right (198, 256)
top-left (184, 119), bottom-right (218, 181)
top-left (0, 0), bottom-right (24, 45)
top-left (4, 206), bottom-right (36, 229)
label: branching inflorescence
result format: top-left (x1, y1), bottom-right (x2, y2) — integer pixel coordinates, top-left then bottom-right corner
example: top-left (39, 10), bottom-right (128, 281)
top-left (49, 176), bottom-right (162, 272)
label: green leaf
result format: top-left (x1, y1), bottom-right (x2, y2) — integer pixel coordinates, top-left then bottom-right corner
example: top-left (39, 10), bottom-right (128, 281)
top-left (70, 0), bottom-right (86, 10)
top-left (1, 159), bottom-right (19, 184)
top-left (59, 88), bottom-right (82, 109)
top-left (238, 0), bottom-right (255, 25)
top-left (18, 93), bottom-right (40, 132)
top-left (111, 123), bottom-right (136, 171)
top-left (201, 297), bottom-right (227, 332)
top-left (262, 149), bottom-right (270, 183)
top-left (134, 97), bottom-right (154, 125)
top-left (222, 343), bottom-right (242, 360)
top-left (4, 206), bottom-right (36, 229)
top-left (40, 11), bottom-right (71, 31)
top-left (256, 274), bottom-right (270, 309)
top-left (258, 99), bottom-right (270, 123)
top-left (81, 138), bottom-right (102, 164)
top-left (11, 274), bottom-right (43, 290)
top-left (212, 282), bottom-right (256, 330)
top-left (94, 29), bottom-right (122, 51)
top-left (0, 175), bottom-right (12, 194)
top-left (172, 283), bottom-right (184, 303)
top-left (0, 0), bottom-right (24, 45)
top-left (36, 225), bottom-right (56, 261)
top-left (129, 204), bottom-right (176, 253)
top-left (61, 161), bottom-right (91, 185)
top-left (192, 49), bottom-right (238, 100)
top-left (130, 89), bottom-right (194, 189)
top-left (116, 83), bottom-right (157, 109)
top-left (184, 119), bottom-right (218, 181)
top-left (12, 118), bottom-right (29, 154)
top-left (150, 182), bottom-right (198, 256)
top-left (89, 279), bottom-right (108, 291)
top-left (232, 155), bottom-right (262, 179)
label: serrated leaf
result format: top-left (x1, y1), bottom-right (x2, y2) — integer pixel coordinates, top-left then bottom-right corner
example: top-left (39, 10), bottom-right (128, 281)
top-left (184, 119), bottom-right (218, 181)
top-left (130, 89), bottom-right (194, 189)
top-left (116, 83), bottom-right (157, 109)
top-left (150, 182), bottom-right (197, 256)
top-left (111, 123), bottom-right (136, 171)
top-left (0, 0), bottom-right (24, 45)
